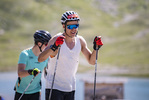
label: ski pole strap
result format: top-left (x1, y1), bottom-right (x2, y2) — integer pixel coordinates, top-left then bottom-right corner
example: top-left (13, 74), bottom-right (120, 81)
top-left (50, 44), bottom-right (58, 51)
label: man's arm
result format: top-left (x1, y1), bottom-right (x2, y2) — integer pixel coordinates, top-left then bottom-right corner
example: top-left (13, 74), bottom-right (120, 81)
top-left (38, 36), bottom-right (58, 62)
top-left (80, 36), bottom-right (96, 65)
top-left (38, 35), bottom-right (65, 62)
top-left (79, 36), bottom-right (103, 65)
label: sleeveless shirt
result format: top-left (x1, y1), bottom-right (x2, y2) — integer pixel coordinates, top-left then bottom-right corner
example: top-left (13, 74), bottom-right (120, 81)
top-left (46, 33), bottom-right (81, 92)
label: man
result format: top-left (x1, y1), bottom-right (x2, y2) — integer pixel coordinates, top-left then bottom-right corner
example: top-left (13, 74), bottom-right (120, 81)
top-left (14, 30), bottom-right (52, 100)
top-left (38, 11), bottom-right (103, 100)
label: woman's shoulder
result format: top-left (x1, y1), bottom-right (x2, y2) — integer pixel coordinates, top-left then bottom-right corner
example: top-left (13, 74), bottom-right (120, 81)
top-left (21, 47), bottom-right (32, 56)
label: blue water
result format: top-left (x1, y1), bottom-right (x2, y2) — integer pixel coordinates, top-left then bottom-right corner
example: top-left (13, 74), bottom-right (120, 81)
top-left (125, 78), bottom-right (149, 100)
top-left (0, 72), bottom-right (149, 100)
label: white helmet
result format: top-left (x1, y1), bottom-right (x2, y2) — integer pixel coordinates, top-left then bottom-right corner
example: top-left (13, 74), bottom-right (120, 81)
top-left (61, 11), bottom-right (80, 24)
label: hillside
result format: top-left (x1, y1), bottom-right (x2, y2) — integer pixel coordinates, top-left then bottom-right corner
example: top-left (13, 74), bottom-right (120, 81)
top-left (0, 0), bottom-right (149, 77)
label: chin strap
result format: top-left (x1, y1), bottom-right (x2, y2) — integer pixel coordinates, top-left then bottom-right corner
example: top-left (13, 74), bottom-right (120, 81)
top-left (38, 43), bottom-right (43, 52)
top-left (64, 23), bottom-right (72, 38)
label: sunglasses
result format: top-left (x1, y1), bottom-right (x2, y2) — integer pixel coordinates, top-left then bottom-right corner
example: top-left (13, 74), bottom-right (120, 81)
top-left (67, 24), bottom-right (79, 29)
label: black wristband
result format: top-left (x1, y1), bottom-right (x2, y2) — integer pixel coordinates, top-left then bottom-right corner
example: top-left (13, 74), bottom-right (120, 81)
top-left (50, 43), bottom-right (58, 51)
top-left (93, 45), bottom-right (102, 50)
top-left (28, 69), bottom-right (33, 75)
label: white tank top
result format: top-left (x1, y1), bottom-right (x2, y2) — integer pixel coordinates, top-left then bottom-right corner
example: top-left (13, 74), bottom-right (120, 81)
top-left (46, 33), bottom-right (81, 92)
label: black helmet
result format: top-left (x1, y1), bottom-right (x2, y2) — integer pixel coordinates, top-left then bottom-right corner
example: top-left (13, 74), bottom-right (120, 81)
top-left (61, 11), bottom-right (80, 24)
top-left (34, 30), bottom-right (51, 44)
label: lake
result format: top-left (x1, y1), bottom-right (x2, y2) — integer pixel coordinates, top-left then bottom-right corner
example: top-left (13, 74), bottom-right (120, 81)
top-left (0, 72), bottom-right (149, 100)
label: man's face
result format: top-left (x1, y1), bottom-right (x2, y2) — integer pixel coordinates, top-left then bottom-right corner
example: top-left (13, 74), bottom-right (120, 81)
top-left (64, 21), bottom-right (79, 37)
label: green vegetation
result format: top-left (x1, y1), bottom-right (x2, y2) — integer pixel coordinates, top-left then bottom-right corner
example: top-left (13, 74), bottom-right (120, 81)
top-left (0, 0), bottom-right (149, 77)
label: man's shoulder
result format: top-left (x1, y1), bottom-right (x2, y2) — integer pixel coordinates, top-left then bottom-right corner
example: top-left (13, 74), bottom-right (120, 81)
top-left (76, 35), bottom-right (83, 39)
top-left (77, 35), bottom-right (85, 42)
top-left (53, 32), bottom-right (63, 37)
top-left (52, 33), bottom-right (63, 40)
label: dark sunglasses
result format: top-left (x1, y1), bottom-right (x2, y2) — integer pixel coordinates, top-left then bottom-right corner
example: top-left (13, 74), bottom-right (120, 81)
top-left (67, 24), bottom-right (79, 29)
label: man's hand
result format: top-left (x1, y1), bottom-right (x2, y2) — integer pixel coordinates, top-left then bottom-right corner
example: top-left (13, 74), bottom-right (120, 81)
top-left (93, 36), bottom-right (103, 50)
top-left (51, 36), bottom-right (65, 51)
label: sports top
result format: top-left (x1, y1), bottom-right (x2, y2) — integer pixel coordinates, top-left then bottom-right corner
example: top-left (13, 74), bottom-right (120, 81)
top-left (46, 33), bottom-right (81, 92)
top-left (15, 48), bottom-right (48, 94)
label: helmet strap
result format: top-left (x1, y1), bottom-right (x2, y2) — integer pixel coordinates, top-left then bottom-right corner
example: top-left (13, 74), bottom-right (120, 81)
top-left (64, 23), bottom-right (73, 38)
top-left (76, 31), bottom-right (78, 36)
top-left (38, 43), bottom-right (43, 52)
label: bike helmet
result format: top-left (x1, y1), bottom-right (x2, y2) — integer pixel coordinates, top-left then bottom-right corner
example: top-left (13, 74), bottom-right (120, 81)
top-left (34, 30), bottom-right (51, 44)
top-left (61, 11), bottom-right (80, 24)
top-left (34, 30), bottom-right (52, 52)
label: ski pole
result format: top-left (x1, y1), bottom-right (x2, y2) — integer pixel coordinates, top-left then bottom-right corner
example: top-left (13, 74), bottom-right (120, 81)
top-left (49, 47), bottom-right (61, 100)
top-left (18, 76), bottom-right (35, 100)
top-left (93, 49), bottom-right (98, 100)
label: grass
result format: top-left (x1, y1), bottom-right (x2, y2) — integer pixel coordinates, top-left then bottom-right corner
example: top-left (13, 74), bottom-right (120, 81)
top-left (112, 73), bottom-right (149, 78)
top-left (0, 0), bottom-right (149, 77)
